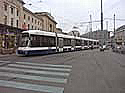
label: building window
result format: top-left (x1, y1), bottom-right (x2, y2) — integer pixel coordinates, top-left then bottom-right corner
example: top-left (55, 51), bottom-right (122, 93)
top-left (24, 14), bottom-right (26, 19)
top-left (32, 25), bottom-right (33, 29)
top-left (35, 26), bottom-right (37, 30)
top-left (4, 16), bottom-right (7, 25)
top-left (35, 20), bottom-right (37, 24)
top-left (38, 21), bottom-right (39, 25)
top-left (4, 3), bottom-right (7, 11)
top-left (28, 24), bottom-right (30, 30)
top-left (17, 9), bottom-right (19, 16)
top-left (32, 18), bottom-right (33, 23)
top-left (28, 16), bottom-right (30, 21)
top-left (16, 20), bottom-right (18, 28)
top-left (11, 7), bottom-right (14, 14)
top-left (50, 24), bottom-right (52, 32)
top-left (11, 18), bottom-right (14, 26)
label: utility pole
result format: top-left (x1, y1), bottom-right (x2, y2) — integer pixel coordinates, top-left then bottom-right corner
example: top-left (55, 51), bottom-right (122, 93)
top-left (114, 14), bottom-right (115, 37)
top-left (106, 21), bottom-right (108, 31)
top-left (101, 0), bottom-right (103, 45)
top-left (113, 14), bottom-right (116, 47)
top-left (101, 0), bottom-right (103, 32)
top-left (89, 14), bottom-right (92, 39)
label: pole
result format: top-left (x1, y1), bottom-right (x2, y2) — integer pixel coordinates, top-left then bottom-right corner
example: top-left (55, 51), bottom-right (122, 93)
top-left (106, 21), bottom-right (108, 31)
top-left (89, 14), bottom-right (92, 39)
top-left (114, 14), bottom-right (116, 47)
top-left (101, 0), bottom-right (103, 32)
top-left (114, 14), bottom-right (115, 37)
top-left (101, 0), bottom-right (103, 45)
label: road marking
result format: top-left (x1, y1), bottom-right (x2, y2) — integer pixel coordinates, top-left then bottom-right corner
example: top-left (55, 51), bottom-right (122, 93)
top-left (0, 60), bottom-right (10, 62)
top-left (16, 62), bottom-right (72, 68)
top-left (0, 61), bottom-right (72, 93)
top-left (0, 67), bottom-right (70, 77)
top-left (8, 64), bottom-right (71, 72)
top-left (0, 72), bottom-right (67, 83)
top-left (0, 80), bottom-right (64, 93)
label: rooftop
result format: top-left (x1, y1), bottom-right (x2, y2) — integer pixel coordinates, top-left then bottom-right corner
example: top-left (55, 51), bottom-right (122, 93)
top-left (116, 25), bottom-right (125, 32)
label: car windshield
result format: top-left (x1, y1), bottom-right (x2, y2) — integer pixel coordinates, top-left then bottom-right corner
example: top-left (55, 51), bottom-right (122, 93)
top-left (19, 33), bottom-right (29, 47)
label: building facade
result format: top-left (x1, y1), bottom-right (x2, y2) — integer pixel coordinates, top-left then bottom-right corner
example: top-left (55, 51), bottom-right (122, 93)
top-left (35, 12), bottom-right (57, 32)
top-left (0, 0), bottom-right (25, 53)
top-left (56, 28), bottom-right (62, 33)
top-left (0, 0), bottom-right (24, 28)
top-left (81, 30), bottom-right (110, 45)
top-left (68, 26), bottom-right (80, 37)
top-left (115, 25), bottom-right (125, 45)
top-left (22, 7), bottom-right (43, 31)
top-left (0, 0), bottom-right (58, 54)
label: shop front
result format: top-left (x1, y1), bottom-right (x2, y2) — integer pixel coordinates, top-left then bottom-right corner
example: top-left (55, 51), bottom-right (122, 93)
top-left (0, 24), bottom-right (23, 54)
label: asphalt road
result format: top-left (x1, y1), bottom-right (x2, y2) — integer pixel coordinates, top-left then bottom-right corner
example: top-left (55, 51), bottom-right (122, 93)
top-left (0, 49), bottom-right (125, 93)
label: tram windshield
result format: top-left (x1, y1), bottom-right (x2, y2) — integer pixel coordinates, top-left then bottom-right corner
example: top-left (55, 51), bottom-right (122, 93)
top-left (20, 33), bottom-right (29, 47)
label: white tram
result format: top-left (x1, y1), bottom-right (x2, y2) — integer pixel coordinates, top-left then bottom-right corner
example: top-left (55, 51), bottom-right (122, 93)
top-left (17, 30), bottom-right (99, 56)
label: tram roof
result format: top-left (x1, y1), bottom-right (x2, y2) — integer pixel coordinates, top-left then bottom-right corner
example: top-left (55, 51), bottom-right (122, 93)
top-left (81, 37), bottom-right (99, 42)
top-left (22, 30), bottom-right (56, 37)
top-left (22, 30), bottom-right (99, 42)
top-left (57, 34), bottom-right (74, 39)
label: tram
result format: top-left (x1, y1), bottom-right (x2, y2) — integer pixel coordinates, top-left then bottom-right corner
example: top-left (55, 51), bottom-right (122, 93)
top-left (17, 30), bottom-right (99, 56)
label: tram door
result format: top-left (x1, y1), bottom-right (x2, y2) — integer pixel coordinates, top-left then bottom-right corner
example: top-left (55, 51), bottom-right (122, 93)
top-left (58, 38), bottom-right (63, 52)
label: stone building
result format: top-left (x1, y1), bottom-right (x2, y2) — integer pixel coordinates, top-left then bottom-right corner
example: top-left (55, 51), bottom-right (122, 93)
top-left (56, 28), bottom-right (62, 33)
top-left (0, 0), bottom-right (25, 53)
top-left (81, 30), bottom-right (110, 45)
top-left (0, 0), bottom-right (24, 28)
top-left (0, 0), bottom-right (58, 54)
top-left (22, 7), bottom-right (43, 31)
top-left (115, 25), bottom-right (125, 45)
top-left (35, 12), bottom-right (57, 32)
top-left (68, 26), bottom-right (80, 37)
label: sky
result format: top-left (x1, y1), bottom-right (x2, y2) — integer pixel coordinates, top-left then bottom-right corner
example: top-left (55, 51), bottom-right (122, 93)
top-left (24, 0), bottom-right (125, 34)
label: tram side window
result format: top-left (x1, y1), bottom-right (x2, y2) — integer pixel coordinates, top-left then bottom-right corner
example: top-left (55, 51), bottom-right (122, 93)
top-left (30, 35), bottom-right (56, 47)
top-left (47, 36), bottom-right (56, 47)
top-left (71, 39), bottom-right (75, 47)
top-left (30, 35), bottom-right (40, 47)
top-left (94, 42), bottom-right (96, 45)
top-left (76, 40), bottom-right (81, 46)
top-left (84, 40), bottom-right (88, 46)
top-left (63, 38), bottom-right (71, 46)
top-left (89, 41), bottom-right (92, 45)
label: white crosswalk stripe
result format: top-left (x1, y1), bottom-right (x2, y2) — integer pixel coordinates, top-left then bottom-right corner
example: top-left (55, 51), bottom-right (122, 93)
top-left (0, 61), bottom-right (72, 93)
top-left (8, 64), bottom-right (71, 72)
top-left (16, 61), bottom-right (72, 68)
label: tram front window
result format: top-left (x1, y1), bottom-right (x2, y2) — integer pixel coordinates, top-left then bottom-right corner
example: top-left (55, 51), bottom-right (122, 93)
top-left (20, 33), bottom-right (29, 47)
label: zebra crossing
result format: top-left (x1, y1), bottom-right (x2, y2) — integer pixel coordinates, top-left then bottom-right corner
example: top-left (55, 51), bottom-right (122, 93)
top-left (0, 61), bottom-right (72, 93)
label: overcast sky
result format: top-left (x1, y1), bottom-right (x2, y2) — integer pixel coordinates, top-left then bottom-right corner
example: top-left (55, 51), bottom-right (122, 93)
top-left (24, 0), bottom-right (125, 34)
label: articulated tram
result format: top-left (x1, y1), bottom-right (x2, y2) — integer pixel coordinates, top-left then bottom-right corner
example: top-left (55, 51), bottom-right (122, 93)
top-left (17, 30), bottom-right (99, 56)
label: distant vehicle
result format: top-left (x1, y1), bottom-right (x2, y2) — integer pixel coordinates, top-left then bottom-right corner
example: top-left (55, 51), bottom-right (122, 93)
top-left (100, 45), bottom-right (106, 51)
top-left (17, 30), bottom-right (99, 56)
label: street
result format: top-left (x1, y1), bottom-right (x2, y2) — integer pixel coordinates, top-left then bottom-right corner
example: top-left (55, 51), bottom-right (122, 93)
top-left (0, 49), bottom-right (125, 93)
